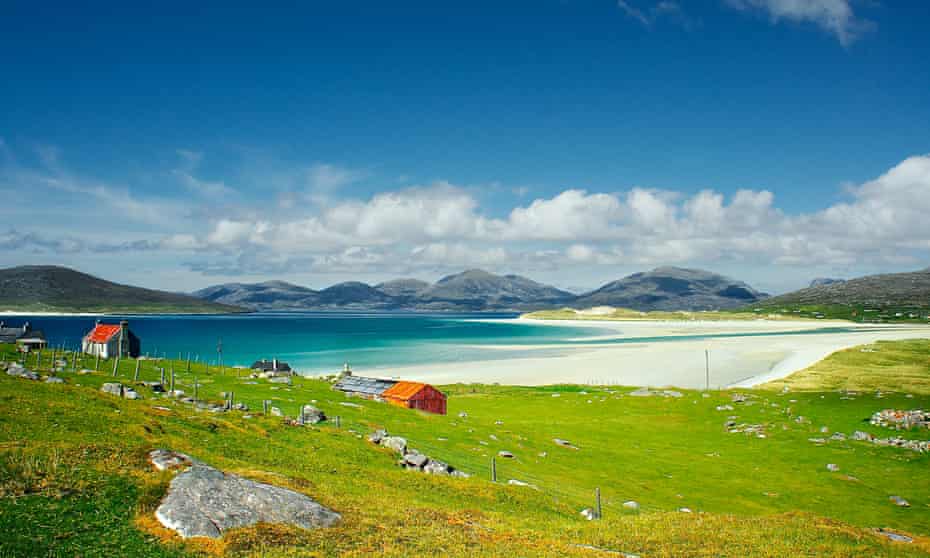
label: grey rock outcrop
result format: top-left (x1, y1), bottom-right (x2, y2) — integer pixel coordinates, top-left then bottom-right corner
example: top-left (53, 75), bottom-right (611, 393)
top-left (155, 464), bottom-right (340, 538)
top-left (300, 405), bottom-right (326, 425)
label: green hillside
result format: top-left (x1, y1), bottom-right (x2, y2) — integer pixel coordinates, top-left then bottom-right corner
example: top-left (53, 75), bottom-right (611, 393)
top-left (1, 344), bottom-right (928, 557)
top-left (0, 266), bottom-right (243, 314)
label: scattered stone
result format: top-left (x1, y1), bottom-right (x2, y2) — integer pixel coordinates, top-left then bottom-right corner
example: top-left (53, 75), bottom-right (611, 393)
top-left (826, 463), bottom-right (840, 472)
top-left (402, 452), bottom-right (429, 468)
top-left (424, 460), bottom-right (451, 475)
top-left (270, 407), bottom-right (283, 417)
top-left (338, 402), bottom-right (361, 408)
top-left (580, 508), bottom-right (596, 520)
top-left (716, 405), bottom-right (734, 411)
top-left (678, 507), bottom-right (693, 513)
top-left (155, 463), bottom-right (340, 538)
top-left (497, 450), bottom-right (514, 459)
top-left (100, 382), bottom-right (124, 396)
top-left (368, 429), bottom-right (387, 445)
top-left (830, 432), bottom-right (847, 441)
top-left (870, 409), bottom-right (930, 430)
top-left (382, 436), bottom-right (408, 455)
top-left (551, 393), bottom-right (561, 398)
top-left (808, 438), bottom-right (826, 444)
top-left (6, 365), bottom-right (40, 381)
top-left (622, 501), bottom-right (640, 511)
top-left (553, 438), bottom-right (579, 450)
top-left (853, 431), bottom-right (874, 441)
top-left (45, 376), bottom-right (65, 384)
top-left (494, 420), bottom-right (503, 425)
top-left (889, 495), bottom-right (910, 507)
top-left (507, 479), bottom-right (538, 490)
top-left (458, 411), bottom-right (468, 418)
top-left (149, 449), bottom-right (198, 471)
top-left (732, 393), bottom-right (747, 403)
top-left (268, 376), bottom-right (291, 384)
top-left (300, 405), bottom-right (326, 425)
top-left (875, 529), bottom-right (913, 543)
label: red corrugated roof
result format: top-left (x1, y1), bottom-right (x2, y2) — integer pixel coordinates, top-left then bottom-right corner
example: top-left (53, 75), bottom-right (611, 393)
top-left (382, 381), bottom-right (430, 401)
top-left (86, 324), bottom-right (120, 343)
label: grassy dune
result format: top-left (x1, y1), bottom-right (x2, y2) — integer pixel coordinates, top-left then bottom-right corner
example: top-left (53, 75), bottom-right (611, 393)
top-left (1, 344), bottom-right (929, 557)
top-left (521, 308), bottom-right (798, 322)
top-left (762, 339), bottom-right (930, 395)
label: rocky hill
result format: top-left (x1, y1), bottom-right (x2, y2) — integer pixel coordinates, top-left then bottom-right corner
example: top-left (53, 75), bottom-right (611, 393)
top-left (760, 268), bottom-right (930, 309)
top-left (0, 266), bottom-right (242, 314)
top-left (572, 267), bottom-right (767, 311)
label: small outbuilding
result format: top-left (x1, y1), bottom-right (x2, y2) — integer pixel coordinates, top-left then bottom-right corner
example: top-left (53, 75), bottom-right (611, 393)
top-left (334, 374), bottom-right (447, 415)
top-left (0, 322), bottom-right (47, 352)
top-left (251, 359), bottom-right (292, 375)
top-left (82, 320), bottom-right (140, 358)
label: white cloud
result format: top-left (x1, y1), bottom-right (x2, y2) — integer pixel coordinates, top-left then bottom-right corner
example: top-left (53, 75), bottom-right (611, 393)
top-left (725, 0), bottom-right (870, 46)
top-left (3, 142), bottom-right (930, 286)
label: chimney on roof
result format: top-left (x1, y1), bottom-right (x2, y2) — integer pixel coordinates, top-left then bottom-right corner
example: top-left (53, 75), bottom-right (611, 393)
top-left (343, 362), bottom-right (352, 376)
top-left (273, 358), bottom-right (278, 371)
top-left (23, 322), bottom-right (30, 333)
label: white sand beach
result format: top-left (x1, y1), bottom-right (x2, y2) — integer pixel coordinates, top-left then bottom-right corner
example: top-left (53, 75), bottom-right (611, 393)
top-left (392, 319), bottom-right (930, 389)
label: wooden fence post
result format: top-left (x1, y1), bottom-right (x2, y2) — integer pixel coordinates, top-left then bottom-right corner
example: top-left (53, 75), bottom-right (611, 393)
top-left (263, 400), bottom-right (269, 415)
top-left (112, 357), bottom-right (120, 377)
top-left (133, 359), bottom-right (141, 381)
top-left (491, 457), bottom-right (497, 482)
top-left (595, 487), bottom-right (602, 519)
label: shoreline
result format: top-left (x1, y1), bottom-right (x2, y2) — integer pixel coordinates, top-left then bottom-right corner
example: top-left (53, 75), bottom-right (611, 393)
top-left (386, 319), bottom-right (930, 389)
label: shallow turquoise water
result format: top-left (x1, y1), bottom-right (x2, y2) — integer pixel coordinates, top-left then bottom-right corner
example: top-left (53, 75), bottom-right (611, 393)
top-left (3, 313), bottom-right (607, 374)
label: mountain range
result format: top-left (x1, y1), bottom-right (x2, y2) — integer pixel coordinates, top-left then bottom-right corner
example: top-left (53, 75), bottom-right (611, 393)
top-left (193, 267), bottom-right (767, 312)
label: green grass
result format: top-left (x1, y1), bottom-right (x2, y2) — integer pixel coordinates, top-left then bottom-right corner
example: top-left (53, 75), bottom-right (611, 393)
top-left (523, 304), bottom-right (930, 324)
top-left (522, 308), bottom-right (791, 322)
top-left (1, 344), bottom-right (929, 557)
top-left (763, 339), bottom-right (930, 395)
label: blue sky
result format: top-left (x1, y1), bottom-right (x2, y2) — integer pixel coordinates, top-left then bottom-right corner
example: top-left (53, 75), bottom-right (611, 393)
top-left (2, 0), bottom-right (929, 294)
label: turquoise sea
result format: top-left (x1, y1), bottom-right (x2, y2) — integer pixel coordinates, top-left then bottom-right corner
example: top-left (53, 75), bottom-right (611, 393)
top-left (3, 313), bottom-right (609, 375)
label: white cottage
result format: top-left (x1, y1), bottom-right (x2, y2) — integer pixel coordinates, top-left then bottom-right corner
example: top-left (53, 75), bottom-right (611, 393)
top-left (82, 320), bottom-right (140, 358)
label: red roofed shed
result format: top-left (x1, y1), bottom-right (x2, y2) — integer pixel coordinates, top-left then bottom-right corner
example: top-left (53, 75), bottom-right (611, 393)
top-left (381, 381), bottom-right (447, 415)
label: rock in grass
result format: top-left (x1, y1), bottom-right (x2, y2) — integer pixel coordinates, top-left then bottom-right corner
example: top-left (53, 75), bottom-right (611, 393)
top-left (149, 449), bottom-right (198, 472)
top-left (554, 438), bottom-right (579, 450)
top-left (100, 382), bottom-right (123, 396)
top-left (507, 479), bottom-right (538, 490)
top-left (402, 452), bottom-right (429, 469)
top-left (876, 529), bottom-right (913, 543)
top-left (368, 429), bottom-right (387, 444)
top-left (622, 501), bottom-right (640, 511)
top-left (889, 495), bottom-right (910, 507)
top-left (45, 376), bottom-right (65, 384)
top-left (826, 463), bottom-right (840, 472)
top-left (300, 405), bottom-right (326, 425)
top-left (580, 508), bottom-right (596, 520)
top-left (270, 406), bottom-right (284, 417)
top-left (497, 450), bottom-right (514, 459)
top-left (382, 436), bottom-right (407, 455)
top-left (155, 464), bottom-right (339, 538)
top-left (423, 460), bottom-right (451, 475)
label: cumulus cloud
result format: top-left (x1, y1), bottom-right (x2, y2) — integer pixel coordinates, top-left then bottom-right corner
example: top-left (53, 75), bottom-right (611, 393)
top-left (2, 142), bottom-right (929, 282)
top-left (725, 0), bottom-right (871, 45)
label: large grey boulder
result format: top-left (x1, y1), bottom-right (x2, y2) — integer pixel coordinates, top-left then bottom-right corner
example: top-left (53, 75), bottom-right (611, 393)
top-left (424, 460), bottom-right (451, 475)
top-left (155, 464), bottom-right (340, 538)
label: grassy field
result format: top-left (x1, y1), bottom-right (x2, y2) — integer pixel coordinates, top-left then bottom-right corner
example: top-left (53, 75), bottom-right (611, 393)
top-left (1, 344), bottom-right (929, 557)
top-left (524, 305), bottom-right (930, 324)
top-left (761, 339), bottom-right (930, 395)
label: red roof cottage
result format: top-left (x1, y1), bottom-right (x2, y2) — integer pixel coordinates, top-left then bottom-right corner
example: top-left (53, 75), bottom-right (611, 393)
top-left (82, 320), bottom-right (140, 358)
